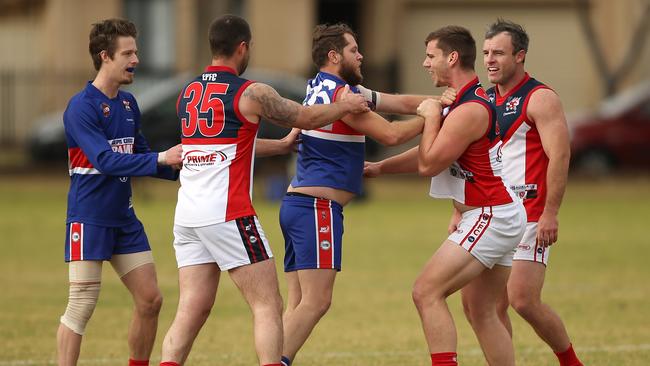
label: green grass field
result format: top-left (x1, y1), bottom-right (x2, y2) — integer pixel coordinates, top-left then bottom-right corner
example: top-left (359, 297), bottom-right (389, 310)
top-left (1, 172), bottom-right (649, 365)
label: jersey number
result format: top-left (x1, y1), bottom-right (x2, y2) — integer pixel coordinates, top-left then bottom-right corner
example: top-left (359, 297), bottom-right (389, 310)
top-left (181, 82), bottom-right (229, 137)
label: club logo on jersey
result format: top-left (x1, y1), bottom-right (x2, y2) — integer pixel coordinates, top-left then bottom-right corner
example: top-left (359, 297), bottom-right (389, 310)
top-left (108, 137), bottom-right (134, 154)
top-left (537, 247), bottom-right (544, 254)
top-left (319, 225), bottom-right (330, 233)
top-left (468, 236), bottom-right (475, 243)
top-left (71, 232), bottom-right (80, 242)
top-left (122, 100), bottom-right (132, 111)
top-left (249, 236), bottom-right (258, 244)
top-left (320, 239), bottom-right (331, 250)
top-left (101, 103), bottom-right (110, 117)
top-left (504, 96), bottom-right (521, 116)
top-left (183, 149), bottom-right (228, 171)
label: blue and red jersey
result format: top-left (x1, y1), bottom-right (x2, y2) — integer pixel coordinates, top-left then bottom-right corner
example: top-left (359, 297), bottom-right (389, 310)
top-left (290, 71), bottom-right (365, 195)
top-left (64, 82), bottom-right (177, 227)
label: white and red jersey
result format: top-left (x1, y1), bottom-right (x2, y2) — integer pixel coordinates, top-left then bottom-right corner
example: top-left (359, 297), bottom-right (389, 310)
top-left (487, 73), bottom-right (551, 221)
top-left (429, 77), bottom-right (515, 207)
top-left (174, 66), bottom-right (258, 227)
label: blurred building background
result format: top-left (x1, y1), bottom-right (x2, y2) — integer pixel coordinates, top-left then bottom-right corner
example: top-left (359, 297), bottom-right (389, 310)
top-left (0, 0), bottom-right (648, 167)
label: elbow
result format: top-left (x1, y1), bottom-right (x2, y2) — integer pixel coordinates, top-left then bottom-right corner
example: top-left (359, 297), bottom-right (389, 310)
top-left (379, 130), bottom-right (401, 146)
top-left (417, 163), bottom-right (435, 177)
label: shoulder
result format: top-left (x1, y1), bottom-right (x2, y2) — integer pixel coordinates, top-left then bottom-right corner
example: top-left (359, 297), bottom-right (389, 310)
top-left (527, 88), bottom-right (562, 116)
top-left (448, 101), bottom-right (490, 124)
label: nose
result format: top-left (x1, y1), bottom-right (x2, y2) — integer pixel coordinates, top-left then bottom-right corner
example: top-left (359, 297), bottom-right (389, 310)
top-left (358, 52), bottom-right (363, 61)
top-left (422, 59), bottom-right (429, 68)
top-left (133, 53), bottom-right (139, 65)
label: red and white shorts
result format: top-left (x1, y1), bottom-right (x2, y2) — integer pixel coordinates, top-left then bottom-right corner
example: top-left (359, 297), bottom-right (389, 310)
top-left (447, 201), bottom-right (526, 268)
top-left (513, 222), bottom-right (550, 265)
top-left (173, 215), bottom-right (273, 271)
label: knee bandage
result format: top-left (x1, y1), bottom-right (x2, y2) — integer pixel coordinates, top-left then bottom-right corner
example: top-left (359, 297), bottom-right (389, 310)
top-left (110, 250), bottom-right (154, 278)
top-left (60, 261), bottom-right (102, 335)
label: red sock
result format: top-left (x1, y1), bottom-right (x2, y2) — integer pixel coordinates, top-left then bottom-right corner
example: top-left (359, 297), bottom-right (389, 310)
top-left (129, 359), bottom-right (149, 366)
top-left (555, 344), bottom-right (583, 366)
top-left (431, 352), bottom-right (458, 366)
top-left (159, 362), bottom-right (180, 366)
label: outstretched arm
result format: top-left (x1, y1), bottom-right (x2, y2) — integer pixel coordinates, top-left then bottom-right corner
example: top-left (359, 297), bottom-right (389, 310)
top-left (357, 85), bottom-right (456, 115)
top-left (240, 83), bottom-right (369, 130)
top-left (255, 128), bottom-right (301, 157)
top-left (364, 146), bottom-right (419, 178)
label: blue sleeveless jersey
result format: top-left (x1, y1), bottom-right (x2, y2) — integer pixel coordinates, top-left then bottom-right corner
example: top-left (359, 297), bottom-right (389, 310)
top-left (290, 72), bottom-right (365, 195)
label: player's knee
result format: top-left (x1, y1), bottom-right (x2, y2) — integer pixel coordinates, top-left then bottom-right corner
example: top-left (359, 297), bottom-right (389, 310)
top-left (412, 280), bottom-right (441, 311)
top-left (461, 296), bottom-right (474, 324)
top-left (136, 290), bottom-right (163, 317)
top-left (60, 282), bottom-right (101, 335)
top-left (509, 292), bottom-right (537, 318)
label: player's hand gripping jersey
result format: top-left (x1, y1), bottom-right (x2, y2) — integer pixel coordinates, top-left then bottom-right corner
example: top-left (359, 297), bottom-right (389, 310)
top-left (291, 71), bottom-right (365, 195)
top-left (428, 78), bottom-right (516, 207)
top-left (64, 82), bottom-right (177, 227)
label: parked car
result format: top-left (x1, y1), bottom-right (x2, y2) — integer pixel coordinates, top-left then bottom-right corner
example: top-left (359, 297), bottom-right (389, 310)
top-left (27, 69), bottom-right (308, 162)
top-left (570, 81), bottom-right (650, 175)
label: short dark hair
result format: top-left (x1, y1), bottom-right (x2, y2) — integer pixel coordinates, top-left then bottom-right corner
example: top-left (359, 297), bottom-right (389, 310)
top-left (485, 19), bottom-right (529, 54)
top-left (209, 14), bottom-right (252, 57)
top-left (425, 25), bottom-right (476, 70)
top-left (89, 18), bottom-right (138, 71)
top-left (311, 23), bottom-right (357, 68)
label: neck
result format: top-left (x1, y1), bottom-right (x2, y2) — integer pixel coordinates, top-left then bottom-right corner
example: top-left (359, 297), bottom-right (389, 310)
top-left (447, 68), bottom-right (478, 91)
top-left (91, 70), bottom-right (120, 99)
top-left (211, 57), bottom-right (240, 75)
top-left (497, 67), bottom-right (526, 95)
top-left (320, 65), bottom-right (342, 79)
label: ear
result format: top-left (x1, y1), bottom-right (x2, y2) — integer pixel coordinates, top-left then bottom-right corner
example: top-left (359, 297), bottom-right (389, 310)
top-left (448, 50), bottom-right (459, 66)
top-left (99, 50), bottom-right (110, 64)
top-left (237, 41), bottom-right (247, 55)
top-left (515, 49), bottom-right (526, 64)
top-left (327, 50), bottom-right (341, 64)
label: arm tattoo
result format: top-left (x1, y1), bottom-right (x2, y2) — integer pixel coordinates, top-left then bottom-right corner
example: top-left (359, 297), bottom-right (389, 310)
top-left (243, 84), bottom-right (299, 127)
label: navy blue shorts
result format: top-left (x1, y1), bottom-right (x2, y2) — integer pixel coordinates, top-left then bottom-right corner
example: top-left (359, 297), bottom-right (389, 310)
top-left (280, 193), bottom-right (343, 272)
top-left (64, 220), bottom-right (150, 262)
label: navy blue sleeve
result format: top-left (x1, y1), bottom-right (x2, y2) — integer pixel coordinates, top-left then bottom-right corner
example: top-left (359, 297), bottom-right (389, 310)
top-left (64, 98), bottom-right (159, 177)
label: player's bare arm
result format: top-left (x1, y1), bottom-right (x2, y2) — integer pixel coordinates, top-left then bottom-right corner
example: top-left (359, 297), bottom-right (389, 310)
top-left (241, 82), bottom-right (368, 129)
top-left (357, 86), bottom-right (457, 115)
top-left (341, 110), bottom-right (424, 146)
top-left (363, 146), bottom-right (419, 178)
top-left (418, 101), bottom-right (487, 176)
top-left (255, 128), bottom-right (301, 157)
top-left (528, 88), bottom-right (570, 246)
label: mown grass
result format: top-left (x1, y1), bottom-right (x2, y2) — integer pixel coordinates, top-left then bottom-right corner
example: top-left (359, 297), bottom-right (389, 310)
top-left (1, 173), bottom-right (648, 365)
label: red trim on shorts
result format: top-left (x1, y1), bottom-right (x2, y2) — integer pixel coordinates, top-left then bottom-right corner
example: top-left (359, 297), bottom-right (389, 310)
top-left (315, 198), bottom-right (334, 269)
top-left (468, 206), bottom-right (493, 252)
top-left (237, 218), bottom-right (258, 262)
top-left (249, 218), bottom-right (269, 260)
top-left (460, 207), bottom-right (484, 245)
top-left (70, 222), bottom-right (83, 261)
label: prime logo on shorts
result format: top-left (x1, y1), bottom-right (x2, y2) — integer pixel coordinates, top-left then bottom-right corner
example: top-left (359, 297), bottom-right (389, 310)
top-left (183, 149), bottom-right (227, 171)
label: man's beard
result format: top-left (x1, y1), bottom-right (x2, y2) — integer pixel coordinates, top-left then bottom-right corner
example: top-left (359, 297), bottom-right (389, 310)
top-left (238, 52), bottom-right (250, 75)
top-left (340, 60), bottom-right (363, 86)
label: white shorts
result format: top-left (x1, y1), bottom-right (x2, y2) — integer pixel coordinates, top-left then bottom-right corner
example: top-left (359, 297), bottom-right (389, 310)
top-left (448, 201), bottom-right (526, 268)
top-left (513, 222), bottom-right (550, 265)
top-left (173, 215), bottom-right (273, 271)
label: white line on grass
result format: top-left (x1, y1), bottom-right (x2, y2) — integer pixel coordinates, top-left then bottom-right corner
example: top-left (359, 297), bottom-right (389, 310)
top-left (2, 343), bottom-right (649, 365)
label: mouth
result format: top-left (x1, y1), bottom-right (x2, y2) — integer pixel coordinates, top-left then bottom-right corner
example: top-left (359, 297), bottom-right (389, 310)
top-left (487, 67), bottom-right (499, 74)
top-left (126, 67), bottom-right (136, 73)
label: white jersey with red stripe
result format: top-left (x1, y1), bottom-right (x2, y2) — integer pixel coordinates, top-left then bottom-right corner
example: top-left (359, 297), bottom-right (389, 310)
top-left (429, 77), bottom-right (516, 207)
top-left (174, 66), bottom-right (259, 227)
top-left (486, 73), bottom-right (551, 222)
